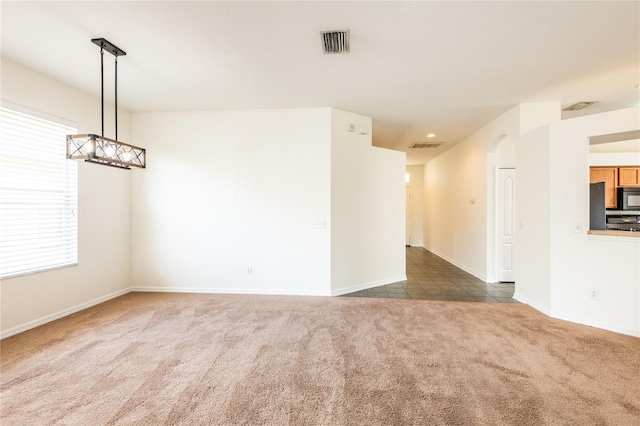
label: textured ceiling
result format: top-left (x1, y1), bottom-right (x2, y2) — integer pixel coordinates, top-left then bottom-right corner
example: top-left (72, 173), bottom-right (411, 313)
top-left (1, 1), bottom-right (639, 164)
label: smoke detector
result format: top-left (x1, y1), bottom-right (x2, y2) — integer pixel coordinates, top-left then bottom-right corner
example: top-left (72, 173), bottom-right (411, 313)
top-left (410, 142), bottom-right (444, 149)
top-left (562, 101), bottom-right (596, 111)
top-left (321, 30), bottom-right (349, 54)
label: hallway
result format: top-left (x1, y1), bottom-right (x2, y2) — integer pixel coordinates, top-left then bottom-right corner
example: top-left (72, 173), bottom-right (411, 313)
top-left (343, 247), bottom-right (519, 302)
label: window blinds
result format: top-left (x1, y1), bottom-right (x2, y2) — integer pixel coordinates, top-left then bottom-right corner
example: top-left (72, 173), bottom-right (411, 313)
top-left (0, 106), bottom-right (78, 279)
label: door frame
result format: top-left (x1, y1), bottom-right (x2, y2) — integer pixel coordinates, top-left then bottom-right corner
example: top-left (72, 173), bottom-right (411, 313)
top-left (406, 185), bottom-right (412, 246)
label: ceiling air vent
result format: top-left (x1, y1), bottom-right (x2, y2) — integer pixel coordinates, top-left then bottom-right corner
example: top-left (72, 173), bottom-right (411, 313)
top-left (321, 30), bottom-right (349, 54)
top-left (562, 101), bottom-right (596, 111)
top-left (410, 142), bottom-right (444, 149)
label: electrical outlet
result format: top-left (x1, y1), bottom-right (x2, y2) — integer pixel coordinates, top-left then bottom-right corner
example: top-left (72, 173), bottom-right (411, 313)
top-left (573, 222), bottom-right (583, 233)
top-left (588, 288), bottom-right (599, 301)
top-left (247, 266), bottom-right (253, 275)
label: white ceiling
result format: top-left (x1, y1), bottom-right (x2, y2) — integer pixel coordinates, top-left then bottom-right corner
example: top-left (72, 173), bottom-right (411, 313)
top-left (2, 1), bottom-right (639, 164)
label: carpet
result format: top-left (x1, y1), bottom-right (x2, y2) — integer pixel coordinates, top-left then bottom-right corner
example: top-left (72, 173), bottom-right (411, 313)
top-left (1, 292), bottom-right (638, 425)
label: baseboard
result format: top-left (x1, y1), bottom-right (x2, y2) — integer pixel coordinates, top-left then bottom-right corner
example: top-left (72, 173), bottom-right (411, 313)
top-left (0, 288), bottom-right (131, 340)
top-left (512, 292), bottom-right (551, 316)
top-left (421, 245), bottom-right (487, 282)
top-left (130, 286), bottom-right (331, 297)
top-left (513, 293), bottom-right (638, 337)
top-left (331, 275), bottom-right (408, 296)
top-left (549, 310), bottom-right (639, 338)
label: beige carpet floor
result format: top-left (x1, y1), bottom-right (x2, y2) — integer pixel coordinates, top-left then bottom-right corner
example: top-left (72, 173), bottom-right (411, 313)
top-left (1, 292), bottom-right (639, 425)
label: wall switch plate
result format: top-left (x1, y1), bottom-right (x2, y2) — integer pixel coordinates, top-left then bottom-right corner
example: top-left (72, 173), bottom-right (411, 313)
top-left (573, 222), bottom-right (583, 233)
top-left (588, 288), bottom-right (599, 301)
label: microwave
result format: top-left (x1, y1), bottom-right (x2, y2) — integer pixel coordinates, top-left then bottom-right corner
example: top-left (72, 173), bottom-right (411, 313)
top-left (618, 187), bottom-right (640, 210)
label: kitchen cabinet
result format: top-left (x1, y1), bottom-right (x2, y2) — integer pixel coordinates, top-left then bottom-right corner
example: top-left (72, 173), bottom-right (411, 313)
top-left (618, 167), bottom-right (640, 186)
top-left (590, 167), bottom-right (618, 208)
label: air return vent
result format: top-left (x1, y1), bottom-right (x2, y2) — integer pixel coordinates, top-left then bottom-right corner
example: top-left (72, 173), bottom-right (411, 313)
top-left (410, 142), bottom-right (444, 149)
top-left (321, 30), bottom-right (349, 54)
top-left (562, 101), bottom-right (596, 111)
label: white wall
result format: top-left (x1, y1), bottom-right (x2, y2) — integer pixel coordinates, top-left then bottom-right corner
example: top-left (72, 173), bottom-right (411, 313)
top-left (513, 126), bottom-right (552, 313)
top-left (423, 103), bottom-right (559, 281)
top-left (406, 165), bottom-right (424, 247)
top-left (0, 58), bottom-right (132, 337)
top-left (330, 109), bottom-right (406, 295)
top-left (131, 108), bottom-right (333, 296)
top-left (485, 103), bottom-right (561, 282)
top-left (516, 107), bottom-right (640, 336)
top-left (589, 152), bottom-right (640, 166)
top-left (131, 108), bottom-right (405, 297)
top-left (548, 108), bottom-right (640, 336)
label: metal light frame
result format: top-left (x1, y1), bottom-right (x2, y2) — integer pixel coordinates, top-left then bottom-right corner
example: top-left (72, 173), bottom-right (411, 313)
top-left (66, 38), bottom-right (146, 169)
top-left (67, 134), bottom-right (145, 169)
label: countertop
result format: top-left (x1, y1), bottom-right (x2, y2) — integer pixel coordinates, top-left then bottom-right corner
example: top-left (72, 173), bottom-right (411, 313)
top-left (606, 210), bottom-right (640, 215)
top-left (588, 230), bottom-right (640, 238)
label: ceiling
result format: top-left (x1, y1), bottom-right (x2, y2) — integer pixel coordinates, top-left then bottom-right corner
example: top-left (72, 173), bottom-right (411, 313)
top-left (1, 1), bottom-right (639, 164)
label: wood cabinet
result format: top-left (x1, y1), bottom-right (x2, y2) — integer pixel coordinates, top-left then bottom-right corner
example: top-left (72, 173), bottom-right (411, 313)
top-left (590, 166), bottom-right (640, 208)
top-left (590, 167), bottom-right (618, 208)
top-left (618, 167), bottom-right (640, 186)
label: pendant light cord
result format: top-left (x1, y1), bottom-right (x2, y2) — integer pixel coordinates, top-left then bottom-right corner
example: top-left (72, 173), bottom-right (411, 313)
top-left (100, 47), bottom-right (104, 137)
top-left (115, 55), bottom-right (118, 141)
top-left (94, 39), bottom-right (124, 142)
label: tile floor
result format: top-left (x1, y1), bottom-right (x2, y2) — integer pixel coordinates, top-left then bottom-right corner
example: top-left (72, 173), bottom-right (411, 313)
top-left (342, 247), bottom-right (519, 303)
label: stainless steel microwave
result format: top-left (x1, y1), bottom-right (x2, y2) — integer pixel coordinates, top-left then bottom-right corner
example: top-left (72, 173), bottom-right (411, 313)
top-left (618, 187), bottom-right (640, 210)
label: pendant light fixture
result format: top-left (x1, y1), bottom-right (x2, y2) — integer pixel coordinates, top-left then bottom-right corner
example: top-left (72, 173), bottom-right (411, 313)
top-left (66, 38), bottom-right (146, 169)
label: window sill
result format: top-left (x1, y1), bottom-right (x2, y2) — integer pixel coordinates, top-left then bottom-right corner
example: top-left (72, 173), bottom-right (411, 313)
top-left (1, 263), bottom-right (78, 281)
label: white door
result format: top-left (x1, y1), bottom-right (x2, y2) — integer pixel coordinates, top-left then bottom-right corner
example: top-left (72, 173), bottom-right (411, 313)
top-left (497, 168), bottom-right (515, 282)
top-left (406, 186), bottom-right (412, 246)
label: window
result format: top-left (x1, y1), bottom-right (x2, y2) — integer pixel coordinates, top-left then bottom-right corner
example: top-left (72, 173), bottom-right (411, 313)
top-left (0, 106), bottom-right (78, 279)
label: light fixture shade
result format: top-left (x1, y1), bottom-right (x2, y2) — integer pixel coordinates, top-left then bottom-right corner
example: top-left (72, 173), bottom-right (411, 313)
top-left (66, 134), bottom-right (146, 169)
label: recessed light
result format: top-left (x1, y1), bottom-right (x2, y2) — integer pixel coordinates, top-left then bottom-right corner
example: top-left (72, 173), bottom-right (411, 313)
top-left (427, 133), bottom-right (436, 138)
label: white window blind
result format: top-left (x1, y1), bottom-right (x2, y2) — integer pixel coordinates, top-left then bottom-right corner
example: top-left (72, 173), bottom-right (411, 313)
top-left (0, 106), bottom-right (78, 279)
